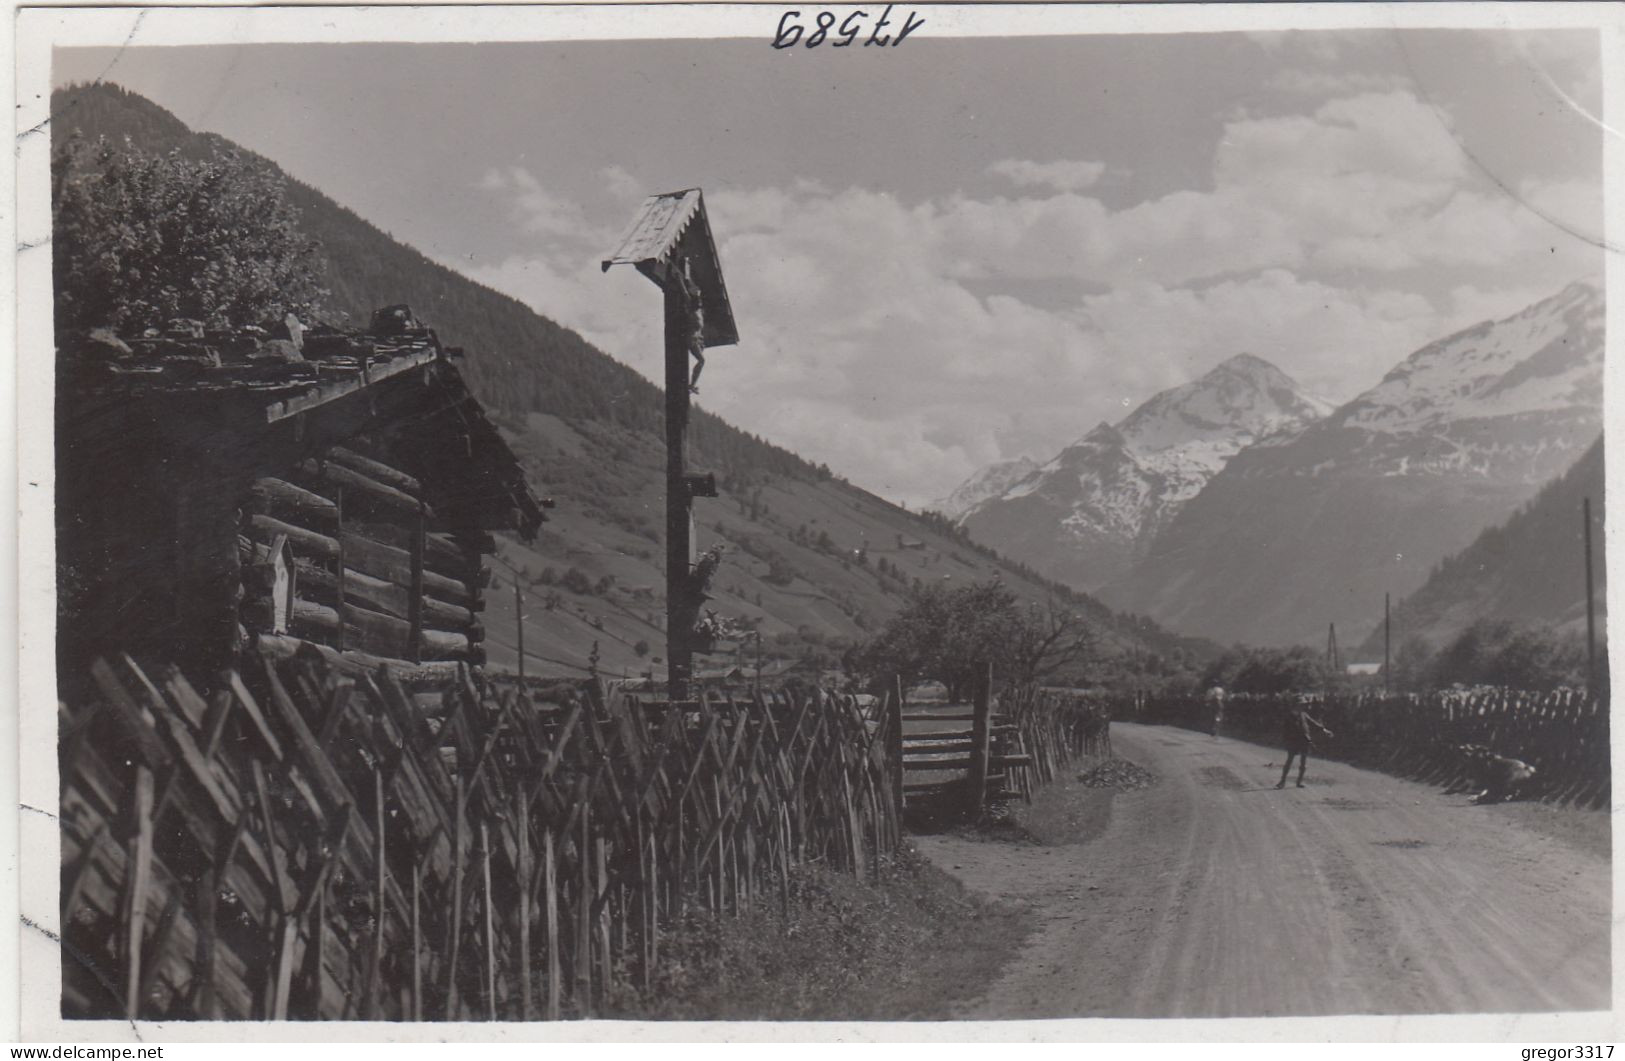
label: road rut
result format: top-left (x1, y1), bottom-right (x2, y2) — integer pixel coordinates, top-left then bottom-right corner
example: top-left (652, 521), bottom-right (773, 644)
top-left (916, 722), bottom-right (1611, 1018)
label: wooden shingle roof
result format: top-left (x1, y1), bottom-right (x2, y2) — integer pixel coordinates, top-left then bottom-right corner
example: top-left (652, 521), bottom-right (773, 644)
top-left (601, 188), bottom-right (738, 348)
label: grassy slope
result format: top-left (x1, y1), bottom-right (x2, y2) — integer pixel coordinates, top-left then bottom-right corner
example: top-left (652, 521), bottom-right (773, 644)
top-left (482, 408), bottom-right (1177, 680)
top-left (604, 845), bottom-right (1032, 1021)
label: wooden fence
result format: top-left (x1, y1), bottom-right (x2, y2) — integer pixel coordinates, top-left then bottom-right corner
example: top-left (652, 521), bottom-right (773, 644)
top-left (1114, 686), bottom-right (1608, 809)
top-left (58, 648), bottom-right (901, 1021)
top-left (1000, 686), bottom-right (1113, 798)
top-left (895, 675), bottom-right (1115, 815)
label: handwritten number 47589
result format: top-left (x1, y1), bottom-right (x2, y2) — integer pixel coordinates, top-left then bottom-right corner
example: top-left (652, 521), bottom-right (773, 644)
top-left (773, 5), bottom-right (925, 48)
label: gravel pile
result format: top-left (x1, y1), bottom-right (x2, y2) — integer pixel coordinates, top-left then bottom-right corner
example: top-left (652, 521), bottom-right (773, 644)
top-left (1077, 758), bottom-right (1159, 790)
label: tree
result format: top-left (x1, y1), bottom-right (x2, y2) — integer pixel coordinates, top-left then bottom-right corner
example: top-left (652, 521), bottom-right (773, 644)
top-left (1200, 644), bottom-right (1332, 695)
top-left (1428, 620), bottom-right (1585, 690)
top-left (1232, 646), bottom-right (1331, 694)
top-left (1009, 599), bottom-right (1098, 687)
top-left (53, 135), bottom-right (325, 335)
top-left (1391, 635), bottom-right (1434, 691)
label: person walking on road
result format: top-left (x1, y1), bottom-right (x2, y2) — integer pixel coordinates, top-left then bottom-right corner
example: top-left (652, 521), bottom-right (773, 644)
top-left (1205, 685), bottom-right (1227, 737)
top-left (1277, 704), bottom-right (1333, 788)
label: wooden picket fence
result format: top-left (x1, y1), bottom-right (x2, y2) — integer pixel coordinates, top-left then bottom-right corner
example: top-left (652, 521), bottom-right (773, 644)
top-left (1115, 686), bottom-right (1609, 809)
top-left (58, 649), bottom-right (901, 1021)
top-left (1000, 686), bottom-right (1113, 798)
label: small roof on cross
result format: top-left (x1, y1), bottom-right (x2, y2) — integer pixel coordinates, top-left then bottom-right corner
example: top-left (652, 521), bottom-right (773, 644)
top-left (602, 188), bottom-right (738, 348)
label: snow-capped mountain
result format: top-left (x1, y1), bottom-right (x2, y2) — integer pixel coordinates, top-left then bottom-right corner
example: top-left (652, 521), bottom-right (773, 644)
top-left (953, 354), bottom-right (1330, 589)
top-left (1104, 280), bottom-right (1605, 647)
top-left (932, 457), bottom-right (1038, 522)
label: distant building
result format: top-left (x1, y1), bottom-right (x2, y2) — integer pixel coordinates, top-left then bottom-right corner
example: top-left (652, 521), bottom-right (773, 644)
top-left (1346, 662), bottom-right (1383, 677)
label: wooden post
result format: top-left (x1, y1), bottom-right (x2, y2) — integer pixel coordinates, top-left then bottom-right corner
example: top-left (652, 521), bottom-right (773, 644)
top-left (777, 804), bottom-right (791, 917)
top-left (515, 578), bottom-right (526, 680)
top-left (1585, 496), bottom-right (1597, 696)
top-left (595, 837), bottom-right (611, 1001)
top-left (544, 829), bottom-right (561, 1020)
top-left (411, 855), bottom-right (423, 1021)
top-left (445, 775), bottom-right (465, 1020)
top-left (577, 804), bottom-right (593, 1011)
top-left (966, 662), bottom-right (993, 817)
top-left (517, 799), bottom-right (533, 1020)
top-left (121, 765), bottom-right (156, 1019)
top-left (334, 483), bottom-right (347, 652)
top-left (887, 677), bottom-right (904, 821)
top-left (371, 766), bottom-right (386, 1019)
top-left (664, 265), bottom-right (697, 702)
top-left (482, 820), bottom-right (496, 1021)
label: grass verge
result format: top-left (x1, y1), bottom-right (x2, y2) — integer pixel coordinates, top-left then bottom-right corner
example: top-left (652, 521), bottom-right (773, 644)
top-left (602, 842), bottom-right (1033, 1021)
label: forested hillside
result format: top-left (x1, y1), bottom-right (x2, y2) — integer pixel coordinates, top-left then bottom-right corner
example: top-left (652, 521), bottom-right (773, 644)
top-left (50, 81), bottom-right (1208, 683)
top-left (1360, 437), bottom-right (1605, 656)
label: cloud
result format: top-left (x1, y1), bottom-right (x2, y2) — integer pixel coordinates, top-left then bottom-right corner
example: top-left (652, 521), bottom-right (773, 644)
top-left (600, 164), bottom-right (644, 204)
top-left (1266, 69), bottom-right (1412, 96)
top-left (454, 89), bottom-right (1601, 508)
top-left (478, 166), bottom-right (605, 245)
top-left (988, 158), bottom-right (1108, 194)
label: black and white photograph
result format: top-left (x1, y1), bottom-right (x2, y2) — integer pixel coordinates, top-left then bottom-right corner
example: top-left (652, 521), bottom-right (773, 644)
top-left (8, 1), bottom-right (1620, 1040)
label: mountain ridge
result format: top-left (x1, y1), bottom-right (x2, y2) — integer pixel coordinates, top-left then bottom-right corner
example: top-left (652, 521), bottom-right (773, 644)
top-left (1105, 280), bottom-right (1605, 647)
top-left (951, 352), bottom-right (1329, 589)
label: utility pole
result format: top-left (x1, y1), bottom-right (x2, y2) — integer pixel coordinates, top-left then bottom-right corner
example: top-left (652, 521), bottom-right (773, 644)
top-left (604, 190), bottom-right (738, 702)
top-left (1585, 496), bottom-right (1597, 697)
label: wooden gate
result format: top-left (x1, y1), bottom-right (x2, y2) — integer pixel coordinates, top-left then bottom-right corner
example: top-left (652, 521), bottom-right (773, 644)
top-left (897, 665), bottom-right (1033, 813)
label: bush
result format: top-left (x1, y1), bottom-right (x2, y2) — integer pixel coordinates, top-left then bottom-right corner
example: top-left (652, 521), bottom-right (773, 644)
top-left (1427, 620), bottom-right (1586, 690)
top-left (763, 558), bottom-right (797, 587)
top-left (53, 136), bottom-right (325, 334)
top-left (1198, 645), bottom-right (1334, 695)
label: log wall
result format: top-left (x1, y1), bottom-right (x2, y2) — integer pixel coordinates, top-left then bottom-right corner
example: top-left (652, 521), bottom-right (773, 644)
top-left (240, 443), bottom-right (490, 667)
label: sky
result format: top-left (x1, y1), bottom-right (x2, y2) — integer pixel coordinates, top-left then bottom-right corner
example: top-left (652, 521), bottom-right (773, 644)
top-left (55, 27), bottom-right (1607, 507)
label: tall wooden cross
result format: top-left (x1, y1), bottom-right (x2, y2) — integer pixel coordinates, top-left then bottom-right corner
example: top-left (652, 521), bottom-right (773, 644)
top-left (604, 190), bottom-right (738, 700)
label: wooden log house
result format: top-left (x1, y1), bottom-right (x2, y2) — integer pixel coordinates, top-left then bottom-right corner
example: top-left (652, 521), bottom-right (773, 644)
top-left (57, 306), bottom-right (547, 684)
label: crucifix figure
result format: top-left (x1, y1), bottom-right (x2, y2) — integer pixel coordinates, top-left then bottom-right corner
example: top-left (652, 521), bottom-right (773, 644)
top-left (677, 262), bottom-right (707, 393)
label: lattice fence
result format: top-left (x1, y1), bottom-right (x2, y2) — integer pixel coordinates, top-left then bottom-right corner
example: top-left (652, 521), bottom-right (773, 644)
top-left (1114, 686), bottom-right (1608, 808)
top-left (58, 649), bottom-right (901, 1021)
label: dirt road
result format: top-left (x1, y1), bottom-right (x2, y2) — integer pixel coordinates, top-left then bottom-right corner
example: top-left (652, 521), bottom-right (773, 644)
top-left (916, 723), bottom-right (1611, 1018)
